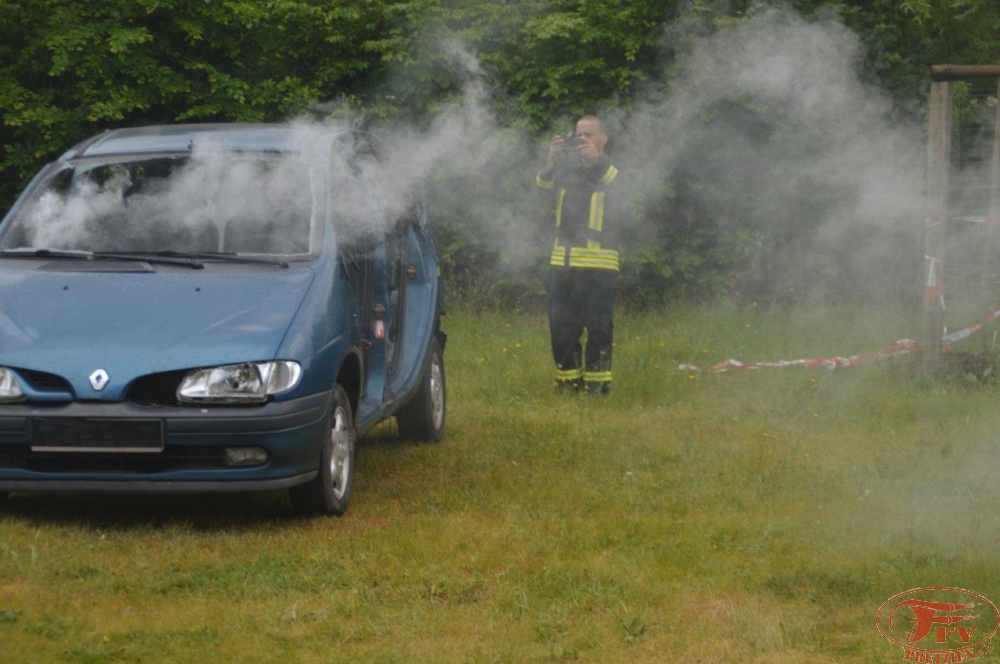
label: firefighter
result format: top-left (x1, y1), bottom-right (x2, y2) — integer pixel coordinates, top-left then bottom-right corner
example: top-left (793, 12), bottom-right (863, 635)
top-left (536, 115), bottom-right (621, 395)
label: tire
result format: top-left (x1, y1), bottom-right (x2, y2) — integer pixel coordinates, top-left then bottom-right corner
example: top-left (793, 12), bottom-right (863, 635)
top-left (396, 336), bottom-right (446, 442)
top-left (289, 384), bottom-right (356, 516)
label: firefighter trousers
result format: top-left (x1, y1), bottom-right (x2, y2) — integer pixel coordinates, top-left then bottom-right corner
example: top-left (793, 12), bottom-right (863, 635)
top-left (548, 267), bottom-right (616, 389)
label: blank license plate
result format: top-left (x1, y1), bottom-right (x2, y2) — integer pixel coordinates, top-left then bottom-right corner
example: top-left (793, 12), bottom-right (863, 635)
top-left (31, 418), bottom-right (164, 453)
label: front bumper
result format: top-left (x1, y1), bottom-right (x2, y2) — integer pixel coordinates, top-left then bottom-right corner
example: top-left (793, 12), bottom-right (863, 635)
top-left (0, 390), bottom-right (331, 493)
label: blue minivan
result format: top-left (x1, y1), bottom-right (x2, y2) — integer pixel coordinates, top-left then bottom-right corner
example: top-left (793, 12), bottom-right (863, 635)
top-left (0, 123), bottom-right (446, 516)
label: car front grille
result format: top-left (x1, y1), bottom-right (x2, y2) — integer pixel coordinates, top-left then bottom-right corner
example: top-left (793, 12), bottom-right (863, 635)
top-left (14, 368), bottom-right (188, 406)
top-left (18, 369), bottom-right (72, 394)
top-left (128, 370), bottom-right (187, 406)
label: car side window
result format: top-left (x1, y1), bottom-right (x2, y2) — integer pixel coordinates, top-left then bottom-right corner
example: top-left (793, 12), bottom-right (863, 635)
top-left (331, 153), bottom-right (378, 248)
top-left (357, 156), bottom-right (401, 286)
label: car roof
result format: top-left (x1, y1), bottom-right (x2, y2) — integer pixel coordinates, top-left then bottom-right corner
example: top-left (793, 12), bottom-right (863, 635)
top-left (60, 123), bottom-right (342, 161)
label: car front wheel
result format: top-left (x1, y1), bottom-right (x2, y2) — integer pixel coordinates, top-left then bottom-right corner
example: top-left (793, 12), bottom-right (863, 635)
top-left (289, 384), bottom-right (356, 516)
top-left (396, 336), bottom-right (446, 442)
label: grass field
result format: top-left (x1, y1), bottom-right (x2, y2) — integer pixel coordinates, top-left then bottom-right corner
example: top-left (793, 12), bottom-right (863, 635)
top-left (3, 304), bottom-right (1000, 662)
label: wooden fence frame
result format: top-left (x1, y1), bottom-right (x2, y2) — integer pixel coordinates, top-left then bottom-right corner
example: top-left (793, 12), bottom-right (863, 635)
top-left (922, 65), bottom-right (1000, 373)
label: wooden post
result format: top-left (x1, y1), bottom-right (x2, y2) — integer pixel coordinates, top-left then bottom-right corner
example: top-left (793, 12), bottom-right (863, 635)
top-left (979, 79), bottom-right (1000, 355)
top-left (922, 80), bottom-right (952, 374)
top-left (930, 65), bottom-right (1000, 81)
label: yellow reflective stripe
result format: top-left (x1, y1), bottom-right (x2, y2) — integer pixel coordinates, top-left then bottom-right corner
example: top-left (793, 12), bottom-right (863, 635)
top-left (555, 189), bottom-right (565, 228)
top-left (583, 370), bottom-right (612, 383)
top-left (550, 247), bottom-right (619, 270)
top-left (601, 165), bottom-right (619, 185)
top-left (551, 246), bottom-right (568, 267)
top-left (571, 257), bottom-right (619, 270)
top-left (589, 191), bottom-right (605, 232)
top-left (571, 247), bottom-right (620, 270)
top-left (536, 173), bottom-right (555, 189)
top-left (556, 367), bottom-right (583, 381)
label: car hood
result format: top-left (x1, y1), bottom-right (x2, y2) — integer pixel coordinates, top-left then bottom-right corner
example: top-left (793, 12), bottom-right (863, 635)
top-left (0, 267), bottom-right (316, 399)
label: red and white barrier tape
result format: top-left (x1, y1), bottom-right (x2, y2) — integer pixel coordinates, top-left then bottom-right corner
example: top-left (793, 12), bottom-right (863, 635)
top-left (941, 308), bottom-right (1000, 345)
top-left (679, 308), bottom-right (1000, 374)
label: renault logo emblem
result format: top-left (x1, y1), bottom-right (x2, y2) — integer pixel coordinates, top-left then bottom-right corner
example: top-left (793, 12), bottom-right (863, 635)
top-left (89, 369), bottom-right (110, 391)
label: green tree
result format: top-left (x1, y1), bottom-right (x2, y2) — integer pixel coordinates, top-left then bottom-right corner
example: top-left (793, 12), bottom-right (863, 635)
top-left (0, 0), bottom-right (427, 210)
top-left (385, 0), bottom-right (678, 131)
top-left (901, 0), bottom-right (1000, 65)
top-left (2, 0), bottom-right (988, 307)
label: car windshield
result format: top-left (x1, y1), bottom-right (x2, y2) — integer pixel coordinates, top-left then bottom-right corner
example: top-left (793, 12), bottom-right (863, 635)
top-left (0, 151), bottom-right (324, 256)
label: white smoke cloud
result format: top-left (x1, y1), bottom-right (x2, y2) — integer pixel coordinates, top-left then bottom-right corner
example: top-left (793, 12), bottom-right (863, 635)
top-left (367, 36), bottom-right (550, 279)
top-left (356, 4), bottom-right (931, 303)
top-left (12, 137), bottom-right (326, 255)
top-left (607, 4), bottom-right (926, 300)
top-left (6, 4), bottom-right (934, 305)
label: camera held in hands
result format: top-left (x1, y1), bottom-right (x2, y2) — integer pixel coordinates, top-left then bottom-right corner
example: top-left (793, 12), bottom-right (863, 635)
top-left (561, 133), bottom-right (584, 169)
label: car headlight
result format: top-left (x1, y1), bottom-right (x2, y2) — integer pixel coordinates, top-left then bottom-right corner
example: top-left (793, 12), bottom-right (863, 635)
top-left (0, 368), bottom-right (26, 403)
top-left (177, 361), bottom-right (302, 404)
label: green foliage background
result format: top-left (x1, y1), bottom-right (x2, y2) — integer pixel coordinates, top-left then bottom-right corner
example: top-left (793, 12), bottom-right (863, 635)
top-left (1, 0), bottom-right (996, 308)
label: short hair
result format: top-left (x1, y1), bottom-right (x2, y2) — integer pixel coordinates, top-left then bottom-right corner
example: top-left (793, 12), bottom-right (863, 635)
top-left (578, 114), bottom-right (605, 134)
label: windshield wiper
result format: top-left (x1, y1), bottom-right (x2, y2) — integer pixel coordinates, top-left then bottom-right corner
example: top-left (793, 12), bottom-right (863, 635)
top-left (155, 250), bottom-right (289, 268)
top-left (0, 248), bottom-right (290, 269)
top-left (99, 252), bottom-right (207, 269)
top-left (0, 248), bottom-right (204, 269)
top-left (0, 248), bottom-right (92, 259)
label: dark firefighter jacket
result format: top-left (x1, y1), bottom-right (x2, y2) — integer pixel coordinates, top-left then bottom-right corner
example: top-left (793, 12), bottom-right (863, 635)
top-left (536, 156), bottom-right (621, 271)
